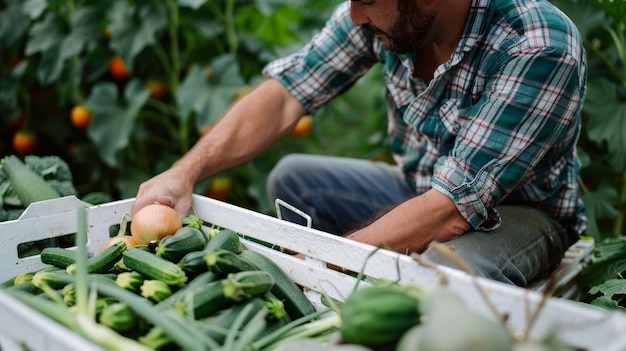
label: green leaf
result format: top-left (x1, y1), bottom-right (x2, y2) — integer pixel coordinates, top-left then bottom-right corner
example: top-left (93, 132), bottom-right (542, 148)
top-left (177, 55), bottom-right (244, 128)
top-left (25, 12), bottom-right (64, 56)
top-left (0, 1), bottom-right (31, 47)
top-left (86, 80), bottom-right (150, 167)
top-left (178, 0), bottom-right (208, 10)
top-left (590, 0), bottom-right (626, 26)
top-left (594, 236), bottom-right (626, 261)
top-left (578, 254), bottom-right (626, 288)
top-left (23, 0), bottom-right (48, 20)
top-left (581, 182), bottom-right (619, 239)
top-left (109, 2), bottom-right (168, 70)
top-left (583, 78), bottom-right (626, 172)
top-left (589, 278), bottom-right (626, 299)
top-left (589, 296), bottom-right (623, 311)
top-left (235, 5), bottom-right (302, 46)
top-left (25, 7), bottom-right (101, 85)
top-left (0, 61), bottom-right (28, 114)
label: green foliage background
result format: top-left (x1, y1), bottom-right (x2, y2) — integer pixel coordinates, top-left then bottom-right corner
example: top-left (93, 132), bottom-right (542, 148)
top-left (0, 0), bottom-right (625, 299)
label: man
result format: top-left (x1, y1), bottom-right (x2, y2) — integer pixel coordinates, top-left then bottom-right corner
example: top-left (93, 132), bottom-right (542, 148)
top-left (132, 0), bottom-right (587, 286)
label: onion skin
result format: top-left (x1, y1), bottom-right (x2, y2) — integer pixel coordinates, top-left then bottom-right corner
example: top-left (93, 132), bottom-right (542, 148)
top-left (100, 236), bottom-right (139, 252)
top-left (130, 203), bottom-right (182, 244)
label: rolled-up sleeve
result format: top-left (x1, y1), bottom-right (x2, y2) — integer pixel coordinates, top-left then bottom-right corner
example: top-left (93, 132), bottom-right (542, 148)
top-left (432, 48), bottom-right (584, 230)
top-left (262, 2), bottom-right (377, 114)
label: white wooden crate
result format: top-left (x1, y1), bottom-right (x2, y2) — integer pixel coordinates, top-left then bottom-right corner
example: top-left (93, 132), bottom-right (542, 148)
top-left (1, 195), bottom-right (625, 351)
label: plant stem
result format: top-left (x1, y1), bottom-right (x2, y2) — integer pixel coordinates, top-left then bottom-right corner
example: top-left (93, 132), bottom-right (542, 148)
top-left (225, 0), bottom-right (239, 54)
top-left (613, 172), bottom-right (626, 235)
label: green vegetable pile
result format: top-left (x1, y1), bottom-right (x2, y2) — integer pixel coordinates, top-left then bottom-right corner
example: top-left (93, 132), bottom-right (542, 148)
top-left (1, 214), bottom-right (580, 351)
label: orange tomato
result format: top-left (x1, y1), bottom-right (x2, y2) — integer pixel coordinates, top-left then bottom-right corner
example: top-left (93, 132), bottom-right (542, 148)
top-left (206, 177), bottom-right (232, 201)
top-left (199, 124), bottom-right (213, 137)
top-left (109, 56), bottom-right (131, 80)
top-left (291, 115), bottom-right (313, 137)
top-left (13, 130), bottom-right (38, 155)
top-left (70, 105), bottom-right (93, 129)
top-left (145, 80), bottom-right (168, 100)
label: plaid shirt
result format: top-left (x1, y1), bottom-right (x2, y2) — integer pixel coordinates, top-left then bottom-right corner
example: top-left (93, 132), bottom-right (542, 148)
top-left (263, 0), bottom-right (587, 235)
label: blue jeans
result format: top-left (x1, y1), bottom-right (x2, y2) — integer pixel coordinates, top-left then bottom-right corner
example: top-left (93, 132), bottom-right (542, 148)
top-left (266, 154), bottom-right (575, 286)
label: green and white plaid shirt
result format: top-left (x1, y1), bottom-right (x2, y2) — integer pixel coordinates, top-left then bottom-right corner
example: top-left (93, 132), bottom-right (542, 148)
top-left (263, 0), bottom-right (587, 235)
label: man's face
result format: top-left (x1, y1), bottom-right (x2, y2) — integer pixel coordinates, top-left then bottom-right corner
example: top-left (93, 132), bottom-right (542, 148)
top-left (360, 1), bottom-right (436, 54)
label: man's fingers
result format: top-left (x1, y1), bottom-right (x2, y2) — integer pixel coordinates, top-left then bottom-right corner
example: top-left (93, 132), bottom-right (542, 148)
top-left (155, 195), bottom-right (175, 208)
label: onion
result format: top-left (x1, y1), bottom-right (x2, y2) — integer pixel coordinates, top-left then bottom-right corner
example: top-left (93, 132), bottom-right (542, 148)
top-left (130, 203), bottom-right (182, 244)
top-left (100, 235), bottom-right (139, 252)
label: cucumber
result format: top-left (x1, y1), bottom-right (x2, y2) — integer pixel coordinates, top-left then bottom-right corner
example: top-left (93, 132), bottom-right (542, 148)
top-left (156, 226), bottom-right (208, 262)
top-left (40, 247), bottom-right (77, 269)
top-left (239, 249), bottom-right (316, 319)
top-left (339, 284), bottom-right (422, 348)
top-left (123, 247), bottom-right (188, 285)
top-left (66, 240), bottom-right (126, 275)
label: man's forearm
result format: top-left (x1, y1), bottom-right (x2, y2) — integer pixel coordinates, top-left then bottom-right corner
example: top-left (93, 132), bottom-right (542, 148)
top-left (345, 189), bottom-right (471, 253)
top-left (170, 79), bottom-right (307, 183)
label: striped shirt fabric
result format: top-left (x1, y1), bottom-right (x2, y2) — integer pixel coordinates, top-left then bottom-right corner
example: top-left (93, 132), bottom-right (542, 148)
top-left (263, 0), bottom-right (588, 235)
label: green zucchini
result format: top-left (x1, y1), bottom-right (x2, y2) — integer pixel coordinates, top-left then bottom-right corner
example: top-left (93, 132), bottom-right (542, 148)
top-left (240, 249), bottom-right (316, 319)
top-left (339, 284), bottom-right (422, 348)
top-left (123, 247), bottom-right (188, 285)
top-left (178, 229), bottom-right (245, 278)
top-left (99, 302), bottom-right (139, 332)
top-left (156, 226), bottom-right (208, 262)
top-left (141, 279), bottom-right (173, 303)
top-left (66, 240), bottom-right (126, 275)
top-left (157, 270), bottom-right (217, 309)
top-left (62, 283), bottom-right (76, 306)
top-left (178, 249), bottom-right (210, 278)
top-left (115, 271), bottom-right (146, 294)
top-left (205, 229), bottom-right (245, 254)
top-left (205, 249), bottom-right (256, 275)
top-left (201, 297), bottom-right (267, 344)
top-left (40, 247), bottom-right (77, 269)
top-left (176, 279), bottom-right (233, 319)
top-left (32, 267), bottom-right (70, 290)
top-left (14, 271), bottom-right (37, 286)
top-left (221, 270), bottom-right (275, 302)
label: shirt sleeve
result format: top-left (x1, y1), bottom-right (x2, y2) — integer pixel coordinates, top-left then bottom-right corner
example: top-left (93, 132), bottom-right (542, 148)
top-left (262, 2), bottom-right (378, 114)
top-left (431, 47), bottom-right (585, 230)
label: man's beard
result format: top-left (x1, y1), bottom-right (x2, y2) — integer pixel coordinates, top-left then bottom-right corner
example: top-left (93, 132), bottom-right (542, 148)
top-left (364, 3), bottom-right (436, 54)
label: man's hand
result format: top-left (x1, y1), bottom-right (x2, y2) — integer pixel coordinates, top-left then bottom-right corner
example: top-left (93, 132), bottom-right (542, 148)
top-left (345, 189), bottom-right (471, 254)
top-left (131, 168), bottom-right (195, 218)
